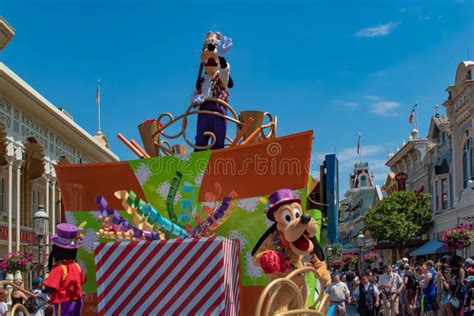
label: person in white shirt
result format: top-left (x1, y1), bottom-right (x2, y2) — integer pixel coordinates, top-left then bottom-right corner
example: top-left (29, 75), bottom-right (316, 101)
top-left (378, 264), bottom-right (404, 316)
top-left (325, 272), bottom-right (351, 316)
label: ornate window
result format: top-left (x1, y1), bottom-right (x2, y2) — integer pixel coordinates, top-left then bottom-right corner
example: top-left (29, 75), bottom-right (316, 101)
top-left (360, 175), bottom-right (367, 187)
top-left (441, 178), bottom-right (448, 210)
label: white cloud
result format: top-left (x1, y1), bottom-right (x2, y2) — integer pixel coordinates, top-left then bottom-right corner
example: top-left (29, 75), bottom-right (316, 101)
top-left (364, 95), bottom-right (381, 101)
top-left (333, 99), bottom-right (359, 108)
top-left (419, 15), bottom-right (431, 20)
top-left (337, 145), bottom-right (384, 163)
top-left (370, 101), bottom-right (401, 116)
top-left (316, 145), bottom-right (385, 172)
top-left (355, 22), bottom-right (399, 38)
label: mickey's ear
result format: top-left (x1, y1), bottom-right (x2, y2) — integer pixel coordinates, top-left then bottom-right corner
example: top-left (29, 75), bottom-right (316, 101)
top-left (196, 63), bottom-right (204, 90)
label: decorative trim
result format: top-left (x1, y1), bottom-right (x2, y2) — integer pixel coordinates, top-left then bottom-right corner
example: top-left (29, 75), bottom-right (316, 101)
top-left (0, 96), bottom-right (91, 164)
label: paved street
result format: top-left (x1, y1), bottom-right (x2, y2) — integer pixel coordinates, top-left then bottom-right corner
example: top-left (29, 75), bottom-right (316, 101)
top-left (346, 304), bottom-right (359, 315)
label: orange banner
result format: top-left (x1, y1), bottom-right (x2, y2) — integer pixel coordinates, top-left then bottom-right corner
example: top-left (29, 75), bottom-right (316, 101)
top-left (55, 161), bottom-right (146, 211)
top-left (199, 130), bottom-right (313, 201)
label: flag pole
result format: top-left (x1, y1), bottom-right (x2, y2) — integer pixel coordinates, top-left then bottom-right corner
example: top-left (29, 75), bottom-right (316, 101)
top-left (358, 132), bottom-right (362, 163)
top-left (97, 79), bottom-right (101, 132)
top-left (415, 100), bottom-right (419, 132)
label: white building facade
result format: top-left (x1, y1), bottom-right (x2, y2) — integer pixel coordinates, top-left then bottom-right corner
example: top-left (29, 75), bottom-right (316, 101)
top-left (339, 162), bottom-right (383, 252)
top-left (0, 17), bottom-right (119, 256)
top-left (437, 61), bottom-right (474, 253)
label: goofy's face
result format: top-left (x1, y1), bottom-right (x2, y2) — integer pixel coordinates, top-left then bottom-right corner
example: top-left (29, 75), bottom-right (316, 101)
top-left (273, 202), bottom-right (317, 256)
top-left (201, 34), bottom-right (220, 75)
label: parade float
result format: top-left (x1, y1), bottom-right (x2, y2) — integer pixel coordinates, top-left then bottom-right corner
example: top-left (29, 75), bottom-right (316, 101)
top-left (54, 32), bottom-right (330, 315)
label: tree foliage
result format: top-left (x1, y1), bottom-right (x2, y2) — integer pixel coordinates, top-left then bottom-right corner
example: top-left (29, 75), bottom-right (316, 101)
top-left (366, 191), bottom-right (433, 246)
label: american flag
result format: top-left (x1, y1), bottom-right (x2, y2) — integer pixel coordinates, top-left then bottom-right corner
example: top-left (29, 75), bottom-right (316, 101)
top-left (96, 79), bottom-right (101, 106)
top-left (408, 103), bottom-right (417, 124)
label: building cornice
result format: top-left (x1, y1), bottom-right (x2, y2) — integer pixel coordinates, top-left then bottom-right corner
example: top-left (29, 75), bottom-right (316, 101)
top-left (386, 139), bottom-right (430, 167)
top-left (0, 62), bottom-right (119, 162)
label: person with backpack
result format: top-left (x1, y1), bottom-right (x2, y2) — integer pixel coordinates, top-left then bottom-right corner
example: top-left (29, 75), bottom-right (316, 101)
top-left (404, 264), bottom-right (417, 315)
top-left (379, 264), bottom-right (404, 316)
top-left (25, 278), bottom-right (49, 316)
top-left (450, 255), bottom-right (467, 316)
top-left (353, 273), bottom-right (380, 316)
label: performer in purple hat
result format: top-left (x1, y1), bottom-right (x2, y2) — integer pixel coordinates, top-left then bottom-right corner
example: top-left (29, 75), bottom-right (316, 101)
top-left (43, 223), bottom-right (86, 316)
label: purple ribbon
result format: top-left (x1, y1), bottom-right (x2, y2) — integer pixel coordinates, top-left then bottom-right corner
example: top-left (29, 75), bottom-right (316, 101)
top-left (187, 196), bottom-right (234, 237)
top-left (96, 196), bottom-right (160, 241)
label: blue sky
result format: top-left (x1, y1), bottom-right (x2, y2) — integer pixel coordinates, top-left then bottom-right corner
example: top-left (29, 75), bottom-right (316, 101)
top-left (1, 0), bottom-right (473, 194)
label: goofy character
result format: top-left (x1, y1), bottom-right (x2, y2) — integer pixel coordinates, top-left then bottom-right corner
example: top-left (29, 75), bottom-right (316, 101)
top-left (43, 223), bottom-right (86, 316)
top-left (191, 31), bottom-right (233, 151)
top-left (252, 189), bottom-right (331, 314)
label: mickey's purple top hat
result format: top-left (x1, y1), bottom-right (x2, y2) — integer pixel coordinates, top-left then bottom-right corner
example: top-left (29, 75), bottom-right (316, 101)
top-left (265, 189), bottom-right (301, 221)
top-left (51, 223), bottom-right (83, 249)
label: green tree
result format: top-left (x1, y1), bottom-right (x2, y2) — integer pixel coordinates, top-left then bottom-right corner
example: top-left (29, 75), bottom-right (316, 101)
top-left (366, 191), bottom-right (433, 256)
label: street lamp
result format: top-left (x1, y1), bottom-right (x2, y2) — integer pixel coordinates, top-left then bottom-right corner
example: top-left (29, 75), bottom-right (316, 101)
top-left (33, 205), bottom-right (49, 277)
top-left (327, 247), bottom-right (333, 271)
top-left (356, 232), bottom-right (365, 272)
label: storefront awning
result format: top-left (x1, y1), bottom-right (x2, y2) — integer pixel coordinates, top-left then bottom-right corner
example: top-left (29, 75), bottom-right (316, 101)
top-left (410, 239), bottom-right (451, 257)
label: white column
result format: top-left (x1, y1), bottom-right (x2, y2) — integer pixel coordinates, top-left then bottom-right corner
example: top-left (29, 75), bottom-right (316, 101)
top-left (45, 174), bottom-right (50, 229)
top-left (6, 157), bottom-right (13, 253)
top-left (15, 160), bottom-right (22, 251)
top-left (51, 178), bottom-right (56, 234)
top-left (58, 190), bottom-right (62, 224)
top-left (14, 143), bottom-right (23, 251)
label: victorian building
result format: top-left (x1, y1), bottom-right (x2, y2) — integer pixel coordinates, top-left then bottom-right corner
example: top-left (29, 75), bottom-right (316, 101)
top-left (0, 16), bottom-right (119, 256)
top-left (426, 113), bottom-right (455, 239)
top-left (339, 162), bottom-right (383, 252)
top-left (438, 60), bottom-right (474, 256)
top-left (380, 61), bottom-right (474, 258)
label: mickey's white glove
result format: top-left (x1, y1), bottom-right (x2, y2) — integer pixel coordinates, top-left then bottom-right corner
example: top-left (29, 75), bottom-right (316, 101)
top-left (217, 35), bottom-right (233, 57)
top-left (190, 93), bottom-right (205, 105)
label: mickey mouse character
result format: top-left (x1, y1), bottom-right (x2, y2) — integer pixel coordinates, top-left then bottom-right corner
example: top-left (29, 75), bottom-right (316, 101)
top-left (252, 189), bottom-right (331, 314)
top-left (191, 31), bottom-right (233, 151)
top-left (43, 223), bottom-right (86, 316)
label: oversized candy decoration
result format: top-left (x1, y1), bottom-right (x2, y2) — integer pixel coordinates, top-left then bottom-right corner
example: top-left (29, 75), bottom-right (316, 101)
top-left (166, 171), bottom-right (182, 224)
top-left (139, 204), bottom-right (188, 238)
top-left (187, 192), bottom-right (238, 237)
top-left (96, 196), bottom-right (161, 241)
top-left (120, 190), bottom-right (188, 238)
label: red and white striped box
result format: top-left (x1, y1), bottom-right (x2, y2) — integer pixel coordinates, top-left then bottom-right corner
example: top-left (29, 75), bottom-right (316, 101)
top-left (94, 237), bottom-right (240, 316)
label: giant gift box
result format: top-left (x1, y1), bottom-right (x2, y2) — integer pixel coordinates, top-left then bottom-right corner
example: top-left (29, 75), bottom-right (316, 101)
top-left (94, 237), bottom-right (240, 316)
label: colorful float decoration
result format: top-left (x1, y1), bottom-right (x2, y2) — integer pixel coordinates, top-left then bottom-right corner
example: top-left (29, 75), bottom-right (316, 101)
top-left (54, 31), bottom-right (329, 315)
